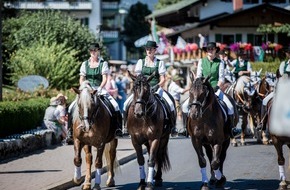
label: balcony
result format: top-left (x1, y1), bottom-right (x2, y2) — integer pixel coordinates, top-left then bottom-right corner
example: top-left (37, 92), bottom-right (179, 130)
top-left (102, 30), bottom-right (119, 43)
top-left (5, 1), bottom-right (92, 11)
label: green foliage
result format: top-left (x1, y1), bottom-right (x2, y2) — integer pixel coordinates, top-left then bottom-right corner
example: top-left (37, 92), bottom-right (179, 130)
top-left (3, 10), bottom-right (96, 62)
top-left (154, 0), bottom-right (183, 10)
top-left (123, 2), bottom-right (151, 52)
top-left (0, 98), bottom-right (49, 138)
top-left (257, 24), bottom-right (290, 36)
top-left (251, 61), bottom-right (281, 76)
top-left (8, 40), bottom-right (80, 90)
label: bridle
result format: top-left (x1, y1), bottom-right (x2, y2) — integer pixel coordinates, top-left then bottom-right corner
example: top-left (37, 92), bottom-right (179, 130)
top-left (188, 84), bottom-right (210, 118)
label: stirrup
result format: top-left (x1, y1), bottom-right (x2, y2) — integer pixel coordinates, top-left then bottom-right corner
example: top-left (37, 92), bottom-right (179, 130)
top-left (115, 129), bottom-right (123, 138)
top-left (231, 128), bottom-right (241, 138)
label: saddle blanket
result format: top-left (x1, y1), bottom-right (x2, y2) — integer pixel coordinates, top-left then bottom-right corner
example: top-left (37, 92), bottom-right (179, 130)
top-left (270, 77), bottom-right (290, 136)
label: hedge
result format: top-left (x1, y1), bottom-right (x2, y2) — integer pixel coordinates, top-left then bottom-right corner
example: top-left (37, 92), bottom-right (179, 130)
top-left (0, 98), bottom-right (49, 138)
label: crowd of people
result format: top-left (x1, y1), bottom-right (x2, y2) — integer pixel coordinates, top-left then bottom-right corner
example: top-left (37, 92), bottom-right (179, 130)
top-left (42, 40), bottom-right (290, 144)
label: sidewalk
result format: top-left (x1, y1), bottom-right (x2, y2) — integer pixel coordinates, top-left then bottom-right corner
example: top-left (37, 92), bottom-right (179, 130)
top-left (0, 137), bottom-right (142, 190)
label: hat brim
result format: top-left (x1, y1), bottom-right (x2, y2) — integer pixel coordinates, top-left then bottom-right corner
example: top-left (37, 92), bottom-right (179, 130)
top-left (202, 47), bottom-right (220, 53)
top-left (144, 45), bottom-right (158, 48)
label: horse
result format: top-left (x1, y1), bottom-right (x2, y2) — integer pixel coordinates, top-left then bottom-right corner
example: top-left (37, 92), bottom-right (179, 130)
top-left (71, 81), bottom-right (119, 190)
top-left (126, 71), bottom-right (173, 190)
top-left (268, 74), bottom-right (290, 190)
top-left (230, 75), bottom-right (266, 145)
top-left (186, 72), bottom-right (237, 190)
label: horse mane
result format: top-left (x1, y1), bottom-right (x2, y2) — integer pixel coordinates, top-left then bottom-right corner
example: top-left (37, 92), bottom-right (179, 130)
top-left (72, 80), bottom-right (94, 124)
top-left (235, 75), bottom-right (250, 94)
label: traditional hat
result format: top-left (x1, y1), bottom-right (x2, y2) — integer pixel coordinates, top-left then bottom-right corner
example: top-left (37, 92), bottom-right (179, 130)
top-left (202, 42), bottom-right (220, 53)
top-left (56, 93), bottom-right (68, 100)
top-left (49, 97), bottom-right (59, 106)
top-left (172, 75), bottom-right (183, 82)
top-left (218, 49), bottom-right (229, 56)
top-left (237, 50), bottom-right (247, 56)
top-left (89, 43), bottom-right (102, 51)
top-left (283, 47), bottom-right (290, 53)
top-left (144, 41), bottom-right (158, 48)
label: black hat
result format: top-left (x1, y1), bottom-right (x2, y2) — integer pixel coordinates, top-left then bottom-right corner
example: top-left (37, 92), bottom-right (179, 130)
top-left (144, 41), bottom-right (158, 48)
top-left (202, 42), bottom-right (220, 53)
top-left (218, 50), bottom-right (229, 56)
top-left (89, 43), bottom-right (101, 51)
top-left (237, 50), bottom-right (247, 56)
top-left (283, 47), bottom-right (290, 53)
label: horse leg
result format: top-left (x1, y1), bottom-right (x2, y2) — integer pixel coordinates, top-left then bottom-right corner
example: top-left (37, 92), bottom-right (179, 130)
top-left (191, 138), bottom-right (209, 190)
top-left (132, 142), bottom-right (146, 189)
top-left (146, 139), bottom-right (160, 190)
top-left (106, 139), bottom-right (118, 187)
top-left (92, 144), bottom-right (105, 190)
top-left (82, 145), bottom-right (92, 190)
top-left (73, 138), bottom-right (84, 185)
top-left (272, 137), bottom-right (288, 190)
top-left (204, 144), bottom-right (215, 185)
top-left (211, 144), bottom-right (226, 188)
top-left (240, 113), bottom-right (248, 146)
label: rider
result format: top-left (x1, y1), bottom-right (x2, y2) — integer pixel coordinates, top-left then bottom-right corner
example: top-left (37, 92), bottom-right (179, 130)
top-left (259, 47), bottom-right (290, 129)
top-left (230, 51), bottom-right (252, 80)
top-left (123, 40), bottom-right (177, 134)
top-left (182, 42), bottom-right (241, 138)
top-left (68, 43), bottom-right (123, 137)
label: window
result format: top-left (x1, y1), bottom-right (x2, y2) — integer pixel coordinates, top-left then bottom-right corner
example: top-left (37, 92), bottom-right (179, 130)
top-left (262, 0), bottom-right (286, 3)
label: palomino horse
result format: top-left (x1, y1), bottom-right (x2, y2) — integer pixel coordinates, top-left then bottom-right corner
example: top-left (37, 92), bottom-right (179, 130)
top-left (127, 71), bottom-right (173, 190)
top-left (186, 72), bottom-right (237, 190)
top-left (231, 76), bottom-right (265, 145)
top-left (268, 74), bottom-right (290, 190)
top-left (71, 81), bottom-right (118, 190)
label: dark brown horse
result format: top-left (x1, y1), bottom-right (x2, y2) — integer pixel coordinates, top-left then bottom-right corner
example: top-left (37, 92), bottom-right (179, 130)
top-left (267, 73), bottom-right (290, 190)
top-left (127, 71), bottom-right (172, 190)
top-left (71, 81), bottom-right (118, 190)
top-left (186, 72), bottom-right (237, 190)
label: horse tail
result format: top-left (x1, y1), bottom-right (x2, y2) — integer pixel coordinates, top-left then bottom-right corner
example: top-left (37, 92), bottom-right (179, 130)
top-left (157, 138), bottom-right (171, 172)
top-left (103, 142), bottom-right (119, 170)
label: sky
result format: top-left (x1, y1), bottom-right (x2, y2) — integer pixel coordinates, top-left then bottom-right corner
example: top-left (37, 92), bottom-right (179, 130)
top-left (120, 0), bottom-right (159, 11)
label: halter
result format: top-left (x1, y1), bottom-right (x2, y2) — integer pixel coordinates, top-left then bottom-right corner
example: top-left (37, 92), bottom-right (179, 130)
top-left (135, 93), bottom-right (157, 117)
top-left (188, 85), bottom-right (210, 118)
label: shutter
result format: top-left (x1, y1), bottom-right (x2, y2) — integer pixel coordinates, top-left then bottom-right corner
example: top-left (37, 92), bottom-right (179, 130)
top-left (236, 34), bottom-right (242, 42)
top-left (215, 34), bottom-right (222, 42)
top-left (247, 34), bottom-right (254, 44)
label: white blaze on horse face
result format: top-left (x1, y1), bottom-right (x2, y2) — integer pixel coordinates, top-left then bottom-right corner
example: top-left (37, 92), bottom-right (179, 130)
top-left (244, 82), bottom-right (256, 96)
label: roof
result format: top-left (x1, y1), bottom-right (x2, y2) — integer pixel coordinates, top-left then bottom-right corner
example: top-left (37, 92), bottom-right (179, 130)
top-left (145, 0), bottom-right (200, 19)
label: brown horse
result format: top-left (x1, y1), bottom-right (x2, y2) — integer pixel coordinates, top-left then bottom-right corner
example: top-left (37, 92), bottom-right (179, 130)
top-left (127, 71), bottom-right (172, 190)
top-left (186, 72), bottom-right (236, 190)
top-left (71, 81), bottom-right (118, 190)
top-left (268, 74), bottom-right (290, 190)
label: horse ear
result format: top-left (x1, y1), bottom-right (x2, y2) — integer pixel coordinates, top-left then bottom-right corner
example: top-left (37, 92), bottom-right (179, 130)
top-left (72, 87), bottom-right (80, 94)
top-left (128, 70), bottom-right (137, 81)
top-left (189, 70), bottom-right (196, 82)
top-left (204, 75), bottom-right (211, 83)
top-left (276, 69), bottom-right (282, 79)
top-left (147, 71), bottom-right (156, 82)
top-left (258, 68), bottom-right (262, 76)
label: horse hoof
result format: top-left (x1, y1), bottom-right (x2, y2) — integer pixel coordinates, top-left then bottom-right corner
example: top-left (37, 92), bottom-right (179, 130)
top-left (231, 142), bottom-right (238, 147)
top-left (279, 180), bottom-right (288, 190)
top-left (92, 184), bottom-right (101, 190)
top-left (262, 140), bottom-right (269, 145)
top-left (209, 178), bottom-right (216, 185)
top-left (215, 175), bottom-right (226, 188)
top-left (241, 142), bottom-right (246, 146)
top-left (137, 179), bottom-right (146, 190)
top-left (145, 182), bottom-right (154, 190)
top-left (154, 179), bottom-right (163, 187)
top-left (106, 178), bottom-right (115, 187)
top-left (200, 182), bottom-right (209, 190)
top-left (82, 182), bottom-right (91, 190)
top-left (72, 177), bottom-right (83, 186)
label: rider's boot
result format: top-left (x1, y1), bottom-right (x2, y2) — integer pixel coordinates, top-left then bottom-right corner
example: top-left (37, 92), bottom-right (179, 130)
top-left (257, 105), bottom-right (267, 131)
top-left (229, 114), bottom-right (241, 138)
top-left (115, 110), bottom-right (123, 138)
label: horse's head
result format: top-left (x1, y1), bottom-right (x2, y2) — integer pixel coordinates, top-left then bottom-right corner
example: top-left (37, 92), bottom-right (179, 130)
top-left (225, 69), bottom-right (236, 84)
top-left (72, 80), bottom-right (97, 131)
top-left (242, 80), bottom-right (257, 111)
top-left (188, 71), bottom-right (212, 119)
top-left (250, 69), bottom-right (262, 83)
top-left (128, 70), bottom-right (155, 118)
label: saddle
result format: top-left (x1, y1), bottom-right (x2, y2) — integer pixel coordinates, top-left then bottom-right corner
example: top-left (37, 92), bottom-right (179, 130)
top-left (154, 94), bottom-right (175, 130)
top-left (99, 95), bottom-right (122, 128)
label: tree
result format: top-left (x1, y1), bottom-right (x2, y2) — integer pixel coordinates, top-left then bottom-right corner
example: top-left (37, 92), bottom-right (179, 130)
top-left (154, 0), bottom-right (183, 10)
top-left (2, 10), bottom-right (99, 89)
top-left (257, 23), bottom-right (290, 37)
top-left (123, 2), bottom-right (151, 53)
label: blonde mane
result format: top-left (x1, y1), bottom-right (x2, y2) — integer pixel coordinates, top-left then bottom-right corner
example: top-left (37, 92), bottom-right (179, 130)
top-left (235, 75), bottom-right (250, 94)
